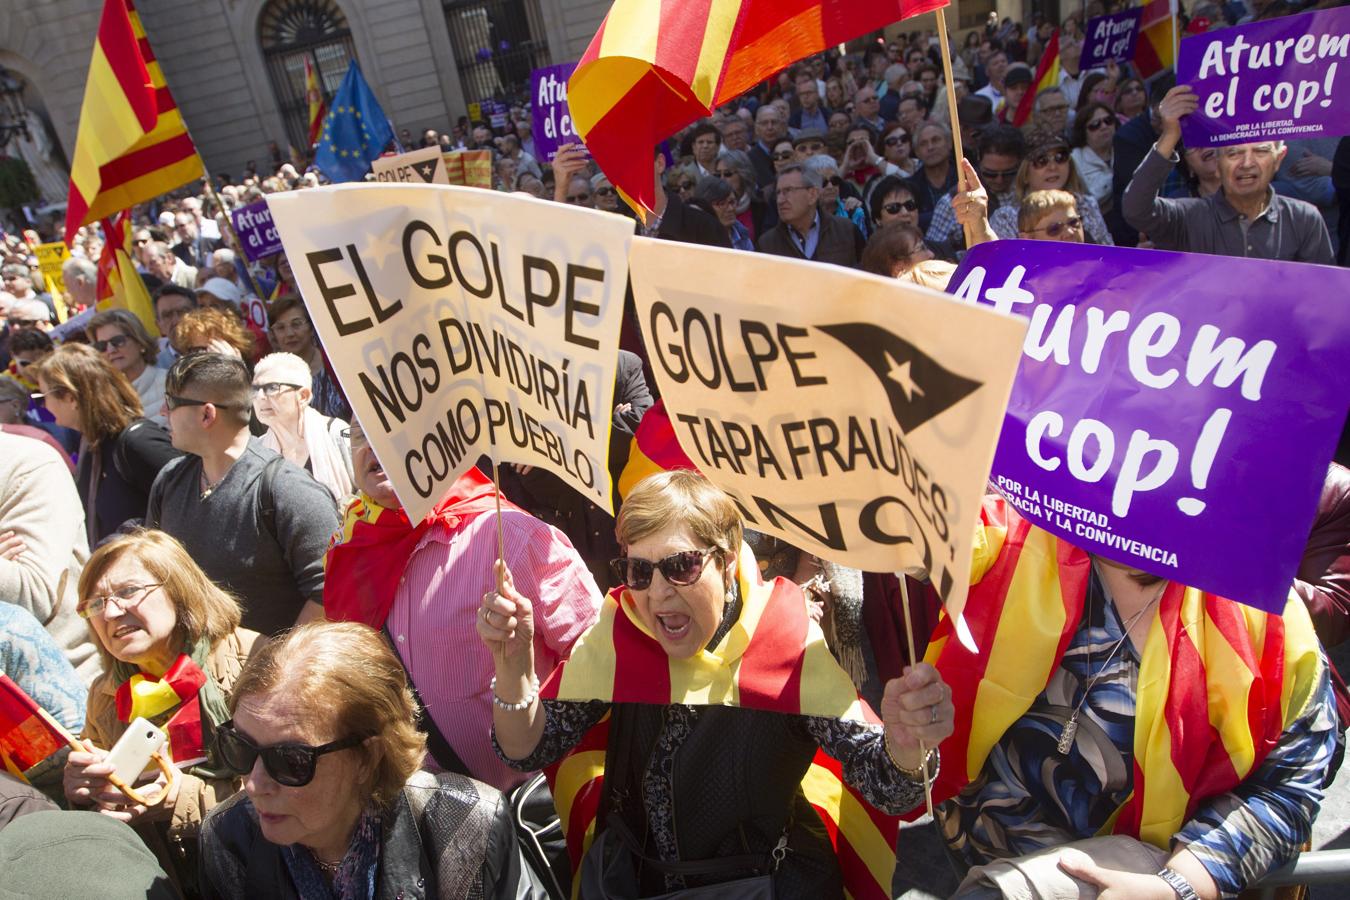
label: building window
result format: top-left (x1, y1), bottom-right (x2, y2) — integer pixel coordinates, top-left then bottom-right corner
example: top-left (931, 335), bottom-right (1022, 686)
top-left (260, 0), bottom-right (357, 150)
top-left (442, 0), bottom-right (551, 113)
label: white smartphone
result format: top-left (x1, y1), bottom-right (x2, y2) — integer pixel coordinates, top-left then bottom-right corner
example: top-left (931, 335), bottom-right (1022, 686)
top-left (105, 717), bottom-right (168, 783)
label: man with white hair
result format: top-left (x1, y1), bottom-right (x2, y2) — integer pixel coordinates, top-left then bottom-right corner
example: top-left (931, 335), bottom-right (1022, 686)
top-left (1, 264), bottom-right (54, 322)
top-left (209, 247), bottom-right (241, 284)
top-left (1123, 86), bottom-right (1333, 263)
top-left (60, 257), bottom-right (98, 311)
top-left (145, 240), bottom-right (197, 289)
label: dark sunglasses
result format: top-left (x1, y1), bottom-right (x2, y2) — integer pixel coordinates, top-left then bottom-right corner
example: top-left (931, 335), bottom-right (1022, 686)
top-left (677, 181), bottom-right (696, 192)
top-left (565, 192), bottom-right (592, 203)
top-left (884, 199), bottom-right (918, 215)
top-left (596, 186), bottom-right (617, 197)
top-left (824, 175), bottom-right (844, 187)
top-left (164, 393), bottom-right (234, 411)
top-left (980, 165), bottom-right (1019, 181)
top-left (771, 151), bottom-right (796, 161)
top-left (93, 334), bottom-right (131, 353)
top-left (610, 547), bottom-right (722, 591)
top-left (1031, 149), bottom-right (1070, 169)
top-left (215, 721), bottom-right (367, 787)
top-left (884, 135), bottom-right (910, 147)
top-left (1034, 216), bottom-right (1082, 238)
top-left (1086, 117), bottom-right (1116, 132)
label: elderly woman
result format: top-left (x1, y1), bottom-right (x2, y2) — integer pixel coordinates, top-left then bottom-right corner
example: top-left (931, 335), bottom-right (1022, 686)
top-left (31, 344), bottom-right (179, 543)
top-left (714, 148), bottom-right (766, 237)
top-left (63, 529), bottom-right (259, 894)
top-left (252, 352), bottom-right (353, 502)
top-left (199, 621), bottom-right (526, 899)
top-left (481, 470), bottom-right (954, 899)
top-left (87, 308), bottom-right (168, 427)
top-left (930, 497), bottom-right (1336, 899)
top-left (266, 295), bottom-right (351, 421)
top-left (988, 135), bottom-right (1113, 244)
top-left (804, 154), bottom-right (868, 237)
top-left (691, 176), bottom-right (753, 251)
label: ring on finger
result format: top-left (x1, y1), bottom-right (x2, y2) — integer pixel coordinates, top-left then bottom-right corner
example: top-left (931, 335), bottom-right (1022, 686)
top-left (930, 704), bottom-right (939, 725)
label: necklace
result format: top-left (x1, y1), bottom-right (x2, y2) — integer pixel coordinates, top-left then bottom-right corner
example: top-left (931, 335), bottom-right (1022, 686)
top-left (1056, 573), bottom-right (1167, 755)
top-left (314, 855), bottom-right (343, 876)
top-left (199, 469), bottom-right (226, 501)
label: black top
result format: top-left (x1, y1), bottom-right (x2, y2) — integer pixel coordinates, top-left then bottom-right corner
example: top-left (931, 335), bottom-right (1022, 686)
top-left (76, 419), bottom-right (181, 544)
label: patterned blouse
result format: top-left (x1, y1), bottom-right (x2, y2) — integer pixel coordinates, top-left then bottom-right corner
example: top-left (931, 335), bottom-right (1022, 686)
top-left (940, 570), bottom-right (1338, 898)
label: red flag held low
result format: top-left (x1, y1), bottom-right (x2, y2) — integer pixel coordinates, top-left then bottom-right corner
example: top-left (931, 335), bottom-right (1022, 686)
top-left (0, 675), bottom-right (68, 775)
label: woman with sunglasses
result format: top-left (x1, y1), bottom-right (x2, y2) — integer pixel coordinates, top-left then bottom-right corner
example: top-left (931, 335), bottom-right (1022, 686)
top-left (64, 529), bottom-right (259, 897)
top-left (988, 136), bottom-right (1113, 245)
top-left (879, 121), bottom-right (919, 178)
top-left (868, 175), bottom-right (922, 231)
top-left (714, 149), bottom-right (769, 238)
top-left (252, 352), bottom-right (352, 503)
top-left (201, 621), bottom-right (526, 900)
top-left (804, 154), bottom-right (869, 239)
top-left (87, 308), bottom-right (168, 427)
top-left (31, 344), bottom-right (180, 544)
top-left (481, 470), bottom-right (954, 899)
top-left (1070, 102), bottom-right (1118, 214)
top-left (1115, 78), bottom-right (1147, 121)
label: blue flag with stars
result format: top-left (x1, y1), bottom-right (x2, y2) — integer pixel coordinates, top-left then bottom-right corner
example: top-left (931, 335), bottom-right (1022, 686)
top-left (314, 61), bottom-right (395, 183)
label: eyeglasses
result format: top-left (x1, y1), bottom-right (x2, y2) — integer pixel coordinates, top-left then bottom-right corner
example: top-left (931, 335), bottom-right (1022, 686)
top-left (92, 335), bottom-right (131, 353)
top-left (771, 151), bottom-right (796, 161)
top-left (980, 165), bottom-right (1019, 181)
top-left (884, 135), bottom-right (910, 147)
top-left (796, 141), bottom-right (825, 154)
top-left (677, 181), bottom-right (696, 192)
top-left (884, 199), bottom-right (919, 215)
top-left (164, 393), bottom-right (232, 411)
top-left (251, 382), bottom-right (303, 398)
top-left (610, 547), bottom-right (723, 591)
top-left (596, 186), bottom-right (617, 197)
top-left (1032, 216), bottom-right (1083, 238)
top-left (1031, 149), bottom-right (1070, 169)
top-left (823, 175), bottom-right (844, 187)
top-left (78, 582), bottom-right (163, 619)
top-left (564, 193), bottom-right (592, 204)
top-left (1086, 117), bottom-right (1116, 132)
top-left (215, 721), bottom-right (368, 788)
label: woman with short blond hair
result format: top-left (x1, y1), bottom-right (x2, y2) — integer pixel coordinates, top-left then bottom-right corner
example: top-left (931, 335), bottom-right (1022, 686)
top-left (200, 621), bottom-right (528, 899)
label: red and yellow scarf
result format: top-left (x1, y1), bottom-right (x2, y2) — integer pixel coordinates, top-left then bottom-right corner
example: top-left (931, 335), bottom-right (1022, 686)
top-left (542, 550), bottom-right (898, 900)
top-left (115, 654), bottom-right (209, 766)
top-left (324, 467), bottom-right (518, 629)
top-left (923, 497), bottom-right (1323, 848)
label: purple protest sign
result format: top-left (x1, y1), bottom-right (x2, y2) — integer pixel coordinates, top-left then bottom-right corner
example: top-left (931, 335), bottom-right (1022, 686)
top-left (531, 62), bottom-right (579, 162)
top-left (231, 200), bottom-right (282, 262)
top-left (1082, 8), bottom-right (1143, 68)
top-left (1179, 7), bottom-right (1350, 148)
top-left (947, 241), bottom-right (1350, 614)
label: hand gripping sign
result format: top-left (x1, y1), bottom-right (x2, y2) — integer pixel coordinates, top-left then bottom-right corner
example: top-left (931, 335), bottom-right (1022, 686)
top-left (628, 238), bottom-right (1028, 623)
top-left (265, 184), bottom-right (633, 521)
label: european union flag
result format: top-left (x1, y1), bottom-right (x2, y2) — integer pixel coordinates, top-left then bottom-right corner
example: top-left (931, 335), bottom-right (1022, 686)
top-left (314, 61), bottom-right (395, 183)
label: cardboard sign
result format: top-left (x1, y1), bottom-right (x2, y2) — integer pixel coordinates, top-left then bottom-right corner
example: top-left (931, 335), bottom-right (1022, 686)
top-left (34, 242), bottom-right (69, 296)
top-left (531, 62), bottom-right (579, 162)
top-left (264, 184), bottom-right (633, 521)
top-left (949, 241), bottom-right (1350, 613)
top-left (1179, 7), bottom-right (1350, 147)
top-left (1082, 8), bottom-right (1144, 68)
top-left (371, 145), bottom-right (449, 185)
top-left (230, 201), bottom-right (284, 262)
top-left (628, 239), bottom-right (1028, 621)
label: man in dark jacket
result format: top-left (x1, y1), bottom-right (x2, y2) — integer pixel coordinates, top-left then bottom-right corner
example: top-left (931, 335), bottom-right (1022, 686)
top-left (757, 164), bottom-right (862, 268)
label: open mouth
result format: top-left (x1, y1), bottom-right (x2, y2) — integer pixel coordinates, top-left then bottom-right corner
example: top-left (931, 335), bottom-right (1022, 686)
top-left (655, 613), bottom-right (691, 640)
top-left (112, 623), bottom-right (141, 639)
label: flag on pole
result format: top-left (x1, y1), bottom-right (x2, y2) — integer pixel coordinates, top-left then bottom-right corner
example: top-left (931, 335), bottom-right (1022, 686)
top-left (64, 0), bottom-right (204, 246)
top-left (313, 61), bottom-right (396, 183)
top-left (0, 675), bottom-right (68, 778)
top-left (570, 0), bottom-right (950, 213)
top-left (96, 212), bottom-right (158, 334)
top-left (1135, 0), bottom-right (1178, 78)
top-left (1013, 29), bottom-right (1059, 127)
top-left (304, 55), bottom-right (328, 147)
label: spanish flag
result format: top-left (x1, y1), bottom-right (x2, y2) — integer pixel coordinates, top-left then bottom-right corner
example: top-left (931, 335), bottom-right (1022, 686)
top-left (1013, 29), bottom-right (1058, 128)
top-left (64, 0), bottom-right (204, 245)
top-left (922, 497), bottom-right (1323, 848)
top-left (95, 211), bottom-right (158, 334)
top-left (543, 549), bottom-right (900, 899)
top-left (617, 399), bottom-right (697, 499)
top-left (571, 0), bottom-right (949, 213)
top-left (1135, 0), bottom-right (1178, 79)
top-left (0, 675), bottom-right (68, 778)
top-left (304, 55), bottom-right (328, 147)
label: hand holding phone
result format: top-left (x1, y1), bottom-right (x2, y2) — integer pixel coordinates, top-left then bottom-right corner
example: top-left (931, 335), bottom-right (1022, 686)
top-left (105, 717), bottom-right (167, 784)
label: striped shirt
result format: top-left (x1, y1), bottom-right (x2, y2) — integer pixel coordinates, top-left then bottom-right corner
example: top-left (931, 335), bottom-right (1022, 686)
top-left (385, 508), bottom-right (601, 791)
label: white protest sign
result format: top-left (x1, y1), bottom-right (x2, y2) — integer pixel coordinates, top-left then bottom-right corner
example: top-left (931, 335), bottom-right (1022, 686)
top-left (371, 145), bottom-right (449, 185)
top-left (265, 184), bottom-right (633, 521)
top-left (629, 239), bottom-right (1028, 620)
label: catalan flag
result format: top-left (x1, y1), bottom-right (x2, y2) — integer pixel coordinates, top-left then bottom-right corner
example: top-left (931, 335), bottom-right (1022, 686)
top-left (1135, 0), bottom-right (1178, 79)
top-left (542, 549), bottom-right (900, 900)
top-left (570, 0), bottom-right (949, 212)
top-left (64, 0), bottom-right (204, 246)
top-left (95, 212), bottom-right (158, 334)
top-left (0, 675), bottom-right (69, 779)
top-left (304, 55), bottom-right (328, 147)
top-left (1013, 29), bottom-right (1058, 128)
top-left (921, 497), bottom-right (1323, 847)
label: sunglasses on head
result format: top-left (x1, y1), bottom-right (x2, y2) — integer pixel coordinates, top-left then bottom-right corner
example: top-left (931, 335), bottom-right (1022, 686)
top-left (214, 721), bottom-right (367, 787)
top-left (1086, 117), bottom-right (1116, 132)
top-left (93, 334), bottom-right (130, 353)
top-left (1034, 216), bottom-right (1082, 238)
top-left (610, 547), bottom-right (722, 590)
top-left (884, 199), bottom-right (918, 214)
top-left (1031, 149), bottom-right (1069, 168)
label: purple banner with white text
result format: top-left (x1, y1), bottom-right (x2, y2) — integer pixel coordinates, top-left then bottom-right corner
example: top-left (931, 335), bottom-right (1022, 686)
top-left (948, 241), bottom-right (1350, 613)
top-left (1179, 7), bottom-right (1350, 147)
top-left (530, 62), bottom-right (579, 163)
top-left (1082, 9), bottom-right (1143, 68)
top-left (230, 200), bottom-right (283, 262)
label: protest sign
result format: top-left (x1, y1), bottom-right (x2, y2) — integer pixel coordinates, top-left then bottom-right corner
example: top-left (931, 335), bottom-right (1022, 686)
top-left (629, 239), bottom-right (1028, 620)
top-left (1082, 8), bottom-right (1144, 67)
top-left (949, 241), bottom-right (1350, 613)
top-left (230, 201), bottom-right (283, 262)
top-left (1178, 7), bottom-right (1350, 147)
top-left (265, 184), bottom-right (633, 521)
top-left (531, 62), bottom-right (579, 162)
top-left (371, 145), bottom-right (449, 186)
top-left (34, 242), bottom-right (69, 296)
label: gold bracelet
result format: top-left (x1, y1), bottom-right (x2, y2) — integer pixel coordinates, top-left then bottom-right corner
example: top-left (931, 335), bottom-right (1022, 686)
top-left (886, 739), bottom-right (939, 782)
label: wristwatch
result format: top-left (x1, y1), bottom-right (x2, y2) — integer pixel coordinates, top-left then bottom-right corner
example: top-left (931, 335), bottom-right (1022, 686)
top-left (1157, 866), bottom-right (1199, 900)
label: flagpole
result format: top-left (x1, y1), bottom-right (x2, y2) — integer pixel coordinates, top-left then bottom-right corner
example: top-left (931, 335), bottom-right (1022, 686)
top-left (933, 6), bottom-right (977, 249)
top-left (199, 175), bottom-right (266, 303)
top-left (895, 573), bottom-right (936, 819)
top-left (1171, 0), bottom-right (1181, 67)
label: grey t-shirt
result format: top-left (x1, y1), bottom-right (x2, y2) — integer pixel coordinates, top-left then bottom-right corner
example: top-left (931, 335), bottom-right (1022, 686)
top-left (147, 438), bottom-right (339, 635)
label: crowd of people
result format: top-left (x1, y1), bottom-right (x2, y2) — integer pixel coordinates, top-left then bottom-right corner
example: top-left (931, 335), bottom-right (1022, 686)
top-left (1, 1), bottom-right (1348, 898)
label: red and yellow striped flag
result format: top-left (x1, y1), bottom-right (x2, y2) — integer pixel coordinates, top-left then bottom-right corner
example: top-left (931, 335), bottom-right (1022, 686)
top-left (1013, 29), bottom-right (1059, 127)
top-left (304, 55), bottom-right (328, 147)
top-left (1135, 0), bottom-right (1178, 78)
top-left (571, 0), bottom-right (949, 213)
top-left (617, 399), bottom-right (697, 499)
top-left (0, 675), bottom-right (68, 778)
top-left (95, 212), bottom-right (158, 333)
top-left (64, 0), bottom-right (204, 245)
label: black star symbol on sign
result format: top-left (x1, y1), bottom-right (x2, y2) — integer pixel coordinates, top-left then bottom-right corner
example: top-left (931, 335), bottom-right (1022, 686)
top-left (411, 159), bottom-right (438, 182)
top-left (815, 322), bottom-right (983, 434)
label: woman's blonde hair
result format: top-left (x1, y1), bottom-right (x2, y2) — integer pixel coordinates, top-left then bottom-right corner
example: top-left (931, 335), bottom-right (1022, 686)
top-left (29, 343), bottom-right (142, 447)
top-left (616, 470), bottom-right (743, 560)
top-left (171, 307), bottom-right (254, 359)
top-left (78, 529), bottom-right (242, 669)
top-left (1017, 189), bottom-right (1079, 233)
top-left (227, 622), bottom-right (425, 809)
